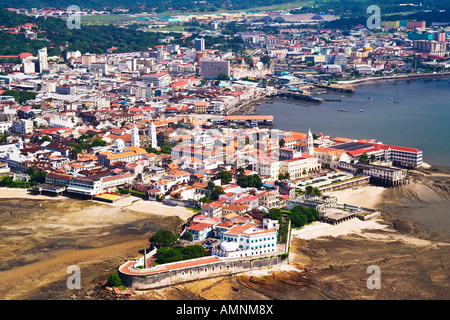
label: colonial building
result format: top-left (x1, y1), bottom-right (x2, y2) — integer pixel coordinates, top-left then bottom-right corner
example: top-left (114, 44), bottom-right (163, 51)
top-left (211, 219), bottom-right (280, 258)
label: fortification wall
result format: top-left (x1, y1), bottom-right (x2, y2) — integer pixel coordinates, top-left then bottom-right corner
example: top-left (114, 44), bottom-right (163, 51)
top-left (120, 255), bottom-right (288, 290)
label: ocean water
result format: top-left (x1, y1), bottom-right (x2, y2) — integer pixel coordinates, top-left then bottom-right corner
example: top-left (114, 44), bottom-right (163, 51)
top-left (259, 77), bottom-right (450, 166)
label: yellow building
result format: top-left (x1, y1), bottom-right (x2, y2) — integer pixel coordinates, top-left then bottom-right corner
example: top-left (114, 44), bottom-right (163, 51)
top-left (98, 146), bottom-right (147, 166)
top-left (194, 101), bottom-right (209, 114)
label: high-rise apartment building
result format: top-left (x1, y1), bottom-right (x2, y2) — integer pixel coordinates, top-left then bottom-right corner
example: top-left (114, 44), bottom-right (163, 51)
top-left (37, 47), bottom-right (48, 73)
top-left (194, 38), bottom-right (205, 51)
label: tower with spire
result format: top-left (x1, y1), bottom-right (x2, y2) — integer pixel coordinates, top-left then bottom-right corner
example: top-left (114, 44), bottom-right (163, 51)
top-left (306, 128), bottom-right (314, 155)
top-left (131, 123), bottom-right (140, 148)
top-left (149, 121), bottom-right (158, 149)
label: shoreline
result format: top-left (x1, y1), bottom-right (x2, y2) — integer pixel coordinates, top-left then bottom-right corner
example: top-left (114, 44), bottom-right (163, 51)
top-left (0, 187), bottom-right (195, 222)
top-left (235, 71), bottom-right (450, 117)
top-left (338, 71), bottom-right (450, 87)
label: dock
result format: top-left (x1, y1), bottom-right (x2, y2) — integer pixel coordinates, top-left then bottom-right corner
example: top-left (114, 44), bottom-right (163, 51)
top-left (276, 91), bottom-right (323, 103)
top-left (314, 84), bottom-right (355, 94)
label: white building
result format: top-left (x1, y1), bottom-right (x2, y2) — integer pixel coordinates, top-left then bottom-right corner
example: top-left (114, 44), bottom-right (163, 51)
top-left (12, 119), bottom-right (33, 134)
top-left (252, 159), bottom-right (280, 179)
top-left (149, 121), bottom-right (158, 149)
top-left (257, 190), bottom-right (280, 209)
top-left (212, 219), bottom-right (280, 258)
top-left (0, 121), bottom-right (12, 134)
top-left (322, 64), bottom-right (342, 74)
top-left (279, 155), bottom-right (321, 180)
top-left (131, 124), bottom-right (140, 148)
top-left (142, 72), bottom-right (171, 88)
top-left (38, 47), bottom-right (48, 73)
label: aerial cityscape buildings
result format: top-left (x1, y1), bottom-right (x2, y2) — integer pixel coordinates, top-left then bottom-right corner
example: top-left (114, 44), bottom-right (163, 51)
top-left (0, 4), bottom-right (449, 301)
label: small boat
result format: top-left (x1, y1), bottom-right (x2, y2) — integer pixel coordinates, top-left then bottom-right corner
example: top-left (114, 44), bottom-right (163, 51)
top-left (368, 97), bottom-right (373, 100)
top-left (337, 109), bottom-right (348, 112)
top-left (393, 101), bottom-right (399, 104)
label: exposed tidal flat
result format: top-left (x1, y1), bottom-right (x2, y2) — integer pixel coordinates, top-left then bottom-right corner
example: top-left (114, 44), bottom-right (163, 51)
top-left (0, 194), bottom-right (190, 300)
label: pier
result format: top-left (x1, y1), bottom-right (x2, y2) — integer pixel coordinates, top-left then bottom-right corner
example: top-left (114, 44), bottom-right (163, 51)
top-left (276, 91), bottom-right (323, 103)
top-left (314, 84), bottom-right (355, 94)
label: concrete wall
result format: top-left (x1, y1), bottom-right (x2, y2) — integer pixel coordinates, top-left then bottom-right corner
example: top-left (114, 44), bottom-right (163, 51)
top-left (319, 176), bottom-right (370, 192)
top-left (120, 255), bottom-right (288, 290)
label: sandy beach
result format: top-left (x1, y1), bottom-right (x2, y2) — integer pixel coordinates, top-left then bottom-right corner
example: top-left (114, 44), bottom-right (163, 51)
top-left (0, 187), bottom-right (66, 200)
top-left (292, 218), bottom-right (387, 240)
top-left (102, 196), bottom-right (196, 222)
top-left (324, 185), bottom-right (386, 208)
top-left (0, 187), bottom-right (196, 222)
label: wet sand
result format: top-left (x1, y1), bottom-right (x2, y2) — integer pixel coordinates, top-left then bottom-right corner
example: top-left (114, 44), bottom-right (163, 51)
top-left (0, 195), bottom-right (192, 300)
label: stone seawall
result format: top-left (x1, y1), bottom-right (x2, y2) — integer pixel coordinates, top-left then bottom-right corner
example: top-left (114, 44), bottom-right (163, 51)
top-left (120, 255), bottom-right (288, 290)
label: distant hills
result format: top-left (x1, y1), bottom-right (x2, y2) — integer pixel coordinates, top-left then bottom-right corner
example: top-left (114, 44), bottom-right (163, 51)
top-left (0, 0), bottom-right (297, 13)
top-left (2, 0), bottom-right (449, 19)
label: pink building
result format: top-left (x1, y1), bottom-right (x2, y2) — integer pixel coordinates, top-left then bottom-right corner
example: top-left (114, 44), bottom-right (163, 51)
top-left (406, 21), bottom-right (426, 29)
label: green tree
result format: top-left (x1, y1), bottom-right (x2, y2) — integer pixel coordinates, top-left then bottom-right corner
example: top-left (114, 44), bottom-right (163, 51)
top-left (289, 209), bottom-right (307, 228)
top-left (181, 245), bottom-right (206, 260)
top-left (91, 138), bottom-right (106, 147)
top-left (217, 170), bottom-right (232, 184)
top-left (266, 208), bottom-right (283, 222)
top-left (18, 91), bottom-right (37, 104)
top-left (107, 273), bottom-right (122, 287)
top-left (159, 142), bottom-right (173, 154)
top-left (237, 174), bottom-right (262, 188)
top-left (156, 247), bottom-right (184, 264)
top-left (149, 229), bottom-right (178, 247)
top-left (199, 195), bottom-right (211, 203)
top-left (312, 187), bottom-right (321, 197)
top-left (41, 135), bottom-right (52, 142)
top-left (236, 167), bottom-right (245, 175)
top-left (210, 185), bottom-right (224, 201)
top-left (360, 152), bottom-right (369, 163)
top-left (261, 55), bottom-right (271, 67)
top-left (1, 89), bottom-right (19, 101)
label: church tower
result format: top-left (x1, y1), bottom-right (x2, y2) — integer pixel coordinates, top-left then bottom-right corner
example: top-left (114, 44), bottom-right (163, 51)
top-left (131, 123), bottom-right (140, 148)
top-left (149, 121), bottom-right (158, 149)
top-left (306, 128), bottom-right (314, 155)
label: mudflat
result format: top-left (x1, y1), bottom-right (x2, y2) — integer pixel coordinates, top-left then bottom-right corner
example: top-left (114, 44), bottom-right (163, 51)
top-left (0, 196), bottom-right (190, 300)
